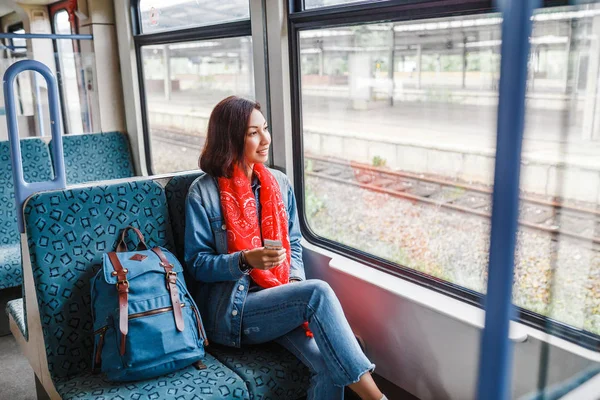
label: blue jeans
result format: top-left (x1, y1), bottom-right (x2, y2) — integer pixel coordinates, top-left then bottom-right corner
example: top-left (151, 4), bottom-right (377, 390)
top-left (241, 279), bottom-right (375, 400)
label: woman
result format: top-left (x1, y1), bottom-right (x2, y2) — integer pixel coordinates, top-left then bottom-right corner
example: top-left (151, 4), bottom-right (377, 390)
top-left (184, 96), bottom-right (386, 400)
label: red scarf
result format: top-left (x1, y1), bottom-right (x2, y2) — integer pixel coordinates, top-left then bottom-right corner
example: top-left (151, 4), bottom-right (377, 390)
top-left (218, 163), bottom-right (313, 337)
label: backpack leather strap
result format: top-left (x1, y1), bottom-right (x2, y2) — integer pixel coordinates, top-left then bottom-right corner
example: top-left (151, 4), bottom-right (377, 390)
top-left (108, 252), bottom-right (129, 355)
top-left (152, 247), bottom-right (185, 332)
top-left (116, 226), bottom-right (148, 253)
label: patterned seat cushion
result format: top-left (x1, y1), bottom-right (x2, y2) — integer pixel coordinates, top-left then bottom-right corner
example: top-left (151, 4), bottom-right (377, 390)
top-left (208, 343), bottom-right (310, 400)
top-left (165, 173), bottom-right (203, 261)
top-left (0, 244), bottom-right (22, 290)
top-left (52, 132), bottom-right (135, 184)
top-left (55, 353), bottom-right (249, 400)
top-left (6, 297), bottom-right (25, 338)
top-left (0, 138), bottom-right (53, 290)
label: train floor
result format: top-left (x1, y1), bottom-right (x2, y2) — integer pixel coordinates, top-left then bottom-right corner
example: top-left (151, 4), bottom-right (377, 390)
top-left (0, 333), bottom-right (37, 400)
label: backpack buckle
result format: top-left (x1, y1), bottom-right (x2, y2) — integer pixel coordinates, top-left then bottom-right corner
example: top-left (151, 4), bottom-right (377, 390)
top-left (166, 271), bottom-right (177, 286)
top-left (116, 279), bottom-right (129, 290)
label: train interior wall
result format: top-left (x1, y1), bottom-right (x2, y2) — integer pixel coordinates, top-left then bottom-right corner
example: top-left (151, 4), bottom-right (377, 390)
top-left (303, 243), bottom-right (599, 400)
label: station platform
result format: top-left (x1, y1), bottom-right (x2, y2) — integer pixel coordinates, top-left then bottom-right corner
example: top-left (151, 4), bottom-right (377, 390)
top-left (147, 92), bottom-right (600, 205)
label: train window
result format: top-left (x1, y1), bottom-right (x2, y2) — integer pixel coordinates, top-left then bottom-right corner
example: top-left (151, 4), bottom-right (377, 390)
top-left (296, 4), bottom-right (600, 342)
top-left (516, 5), bottom-right (600, 339)
top-left (140, 37), bottom-right (254, 174)
top-left (139, 0), bottom-right (250, 34)
top-left (300, 15), bottom-right (501, 293)
top-left (3, 23), bottom-right (35, 123)
top-left (7, 23), bottom-right (26, 56)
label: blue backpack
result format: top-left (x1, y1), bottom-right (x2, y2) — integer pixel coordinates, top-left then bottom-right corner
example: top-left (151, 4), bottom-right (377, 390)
top-left (91, 226), bottom-right (208, 381)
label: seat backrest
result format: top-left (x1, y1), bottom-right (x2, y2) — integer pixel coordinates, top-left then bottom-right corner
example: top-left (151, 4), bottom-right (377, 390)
top-left (164, 169), bottom-right (290, 260)
top-left (165, 172), bottom-right (203, 261)
top-left (50, 132), bottom-right (135, 184)
top-left (0, 138), bottom-right (53, 248)
top-left (24, 179), bottom-right (174, 380)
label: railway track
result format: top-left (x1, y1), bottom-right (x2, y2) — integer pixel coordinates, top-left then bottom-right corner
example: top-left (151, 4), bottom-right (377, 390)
top-left (305, 154), bottom-right (600, 246)
top-left (148, 127), bottom-right (600, 245)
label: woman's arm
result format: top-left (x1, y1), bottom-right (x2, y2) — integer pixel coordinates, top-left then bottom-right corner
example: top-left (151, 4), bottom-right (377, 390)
top-left (184, 192), bottom-right (245, 282)
top-left (287, 182), bottom-right (306, 282)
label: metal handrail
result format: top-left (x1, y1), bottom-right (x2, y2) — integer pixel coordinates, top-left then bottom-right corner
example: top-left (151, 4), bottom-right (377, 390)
top-left (3, 60), bottom-right (67, 233)
top-left (0, 33), bottom-right (92, 40)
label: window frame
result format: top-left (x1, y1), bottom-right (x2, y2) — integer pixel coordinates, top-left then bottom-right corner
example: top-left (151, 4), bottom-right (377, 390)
top-left (6, 22), bottom-right (25, 54)
top-left (50, 7), bottom-right (76, 134)
top-left (287, 0), bottom-right (600, 352)
top-left (6, 23), bottom-right (26, 115)
top-left (131, 0), bottom-right (252, 176)
top-left (49, 1), bottom-right (91, 134)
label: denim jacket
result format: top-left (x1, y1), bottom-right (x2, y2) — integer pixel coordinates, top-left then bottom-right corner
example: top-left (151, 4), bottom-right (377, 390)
top-left (184, 168), bottom-right (305, 347)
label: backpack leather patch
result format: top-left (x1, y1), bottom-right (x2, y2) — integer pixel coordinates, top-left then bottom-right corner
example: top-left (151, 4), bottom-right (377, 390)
top-left (129, 254), bottom-right (147, 261)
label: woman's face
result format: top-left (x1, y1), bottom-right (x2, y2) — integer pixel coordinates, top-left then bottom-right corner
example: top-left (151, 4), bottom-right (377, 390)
top-left (243, 109), bottom-right (270, 166)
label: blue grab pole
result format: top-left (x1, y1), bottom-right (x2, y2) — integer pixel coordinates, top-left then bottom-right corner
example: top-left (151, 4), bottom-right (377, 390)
top-left (3, 60), bottom-right (67, 233)
top-left (0, 33), bottom-right (92, 40)
top-left (476, 1), bottom-right (539, 399)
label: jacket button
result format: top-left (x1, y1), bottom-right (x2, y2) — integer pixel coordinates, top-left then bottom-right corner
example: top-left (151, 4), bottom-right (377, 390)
top-left (221, 224), bottom-right (227, 230)
top-left (238, 285), bottom-right (244, 291)
top-left (231, 309), bottom-right (238, 316)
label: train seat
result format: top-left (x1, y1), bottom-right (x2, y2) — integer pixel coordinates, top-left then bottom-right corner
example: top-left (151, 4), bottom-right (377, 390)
top-left (54, 354), bottom-right (249, 400)
top-left (50, 131), bottom-right (135, 184)
top-left (207, 342), bottom-right (311, 399)
top-left (5, 297), bottom-right (25, 337)
top-left (23, 178), bottom-right (250, 399)
top-left (5, 132), bottom-right (136, 338)
top-left (165, 173), bottom-right (311, 399)
top-left (0, 139), bottom-right (53, 292)
top-left (1, 138), bottom-right (54, 337)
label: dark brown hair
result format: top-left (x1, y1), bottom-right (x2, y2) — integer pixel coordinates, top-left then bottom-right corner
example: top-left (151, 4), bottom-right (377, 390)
top-left (199, 96), bottom-right (261, 178)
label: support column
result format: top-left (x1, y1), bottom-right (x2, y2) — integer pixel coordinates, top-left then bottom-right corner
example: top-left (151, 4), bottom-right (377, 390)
top-left (18, 4), bottom-right (56, 137)
top-left (563, 20), bottom-right (576, 131)
top-left (349, 53), bottom-right (371, 110)
top-left (582, 16), bottom-right (600, 140)
top-left (389, 26), bottom-right (395, 106)
top-left (114, 0), bottom-right (147, 174)
top-left (462, 34), bottom-right (467, 89)
top-left (162, 44), bottom-right (171, 101)
top-left (563, 22), bottom-right (572, 94)
top-left (416, 44), bottom-right (422, 90)
top-left (79, 0), bottom-right (125, 133)
top-left (318, 40), bottom-right (324, 76)
top-left (244, 37), bottom-right (254, 98)
top-left (249, 0), bottom-right (268, 118)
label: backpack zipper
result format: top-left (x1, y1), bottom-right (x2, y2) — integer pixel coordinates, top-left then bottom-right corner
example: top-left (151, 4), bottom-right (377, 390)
top-left (128, 303), bottom-right (185, 320)
top-left (93, 325), bottom-right (109, 372)
top-left (126, 303), bottom-right (207, 345)
top-left (93, 302), bottom-right (206, 366)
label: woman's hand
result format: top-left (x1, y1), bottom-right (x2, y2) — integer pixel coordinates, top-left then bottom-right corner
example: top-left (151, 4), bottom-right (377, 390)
top-left (244, 247), bottom-right (286, 270)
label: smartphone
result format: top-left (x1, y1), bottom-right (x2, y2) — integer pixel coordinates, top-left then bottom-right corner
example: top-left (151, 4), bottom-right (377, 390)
top-left (264, 239), bottom-right (282, 250)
